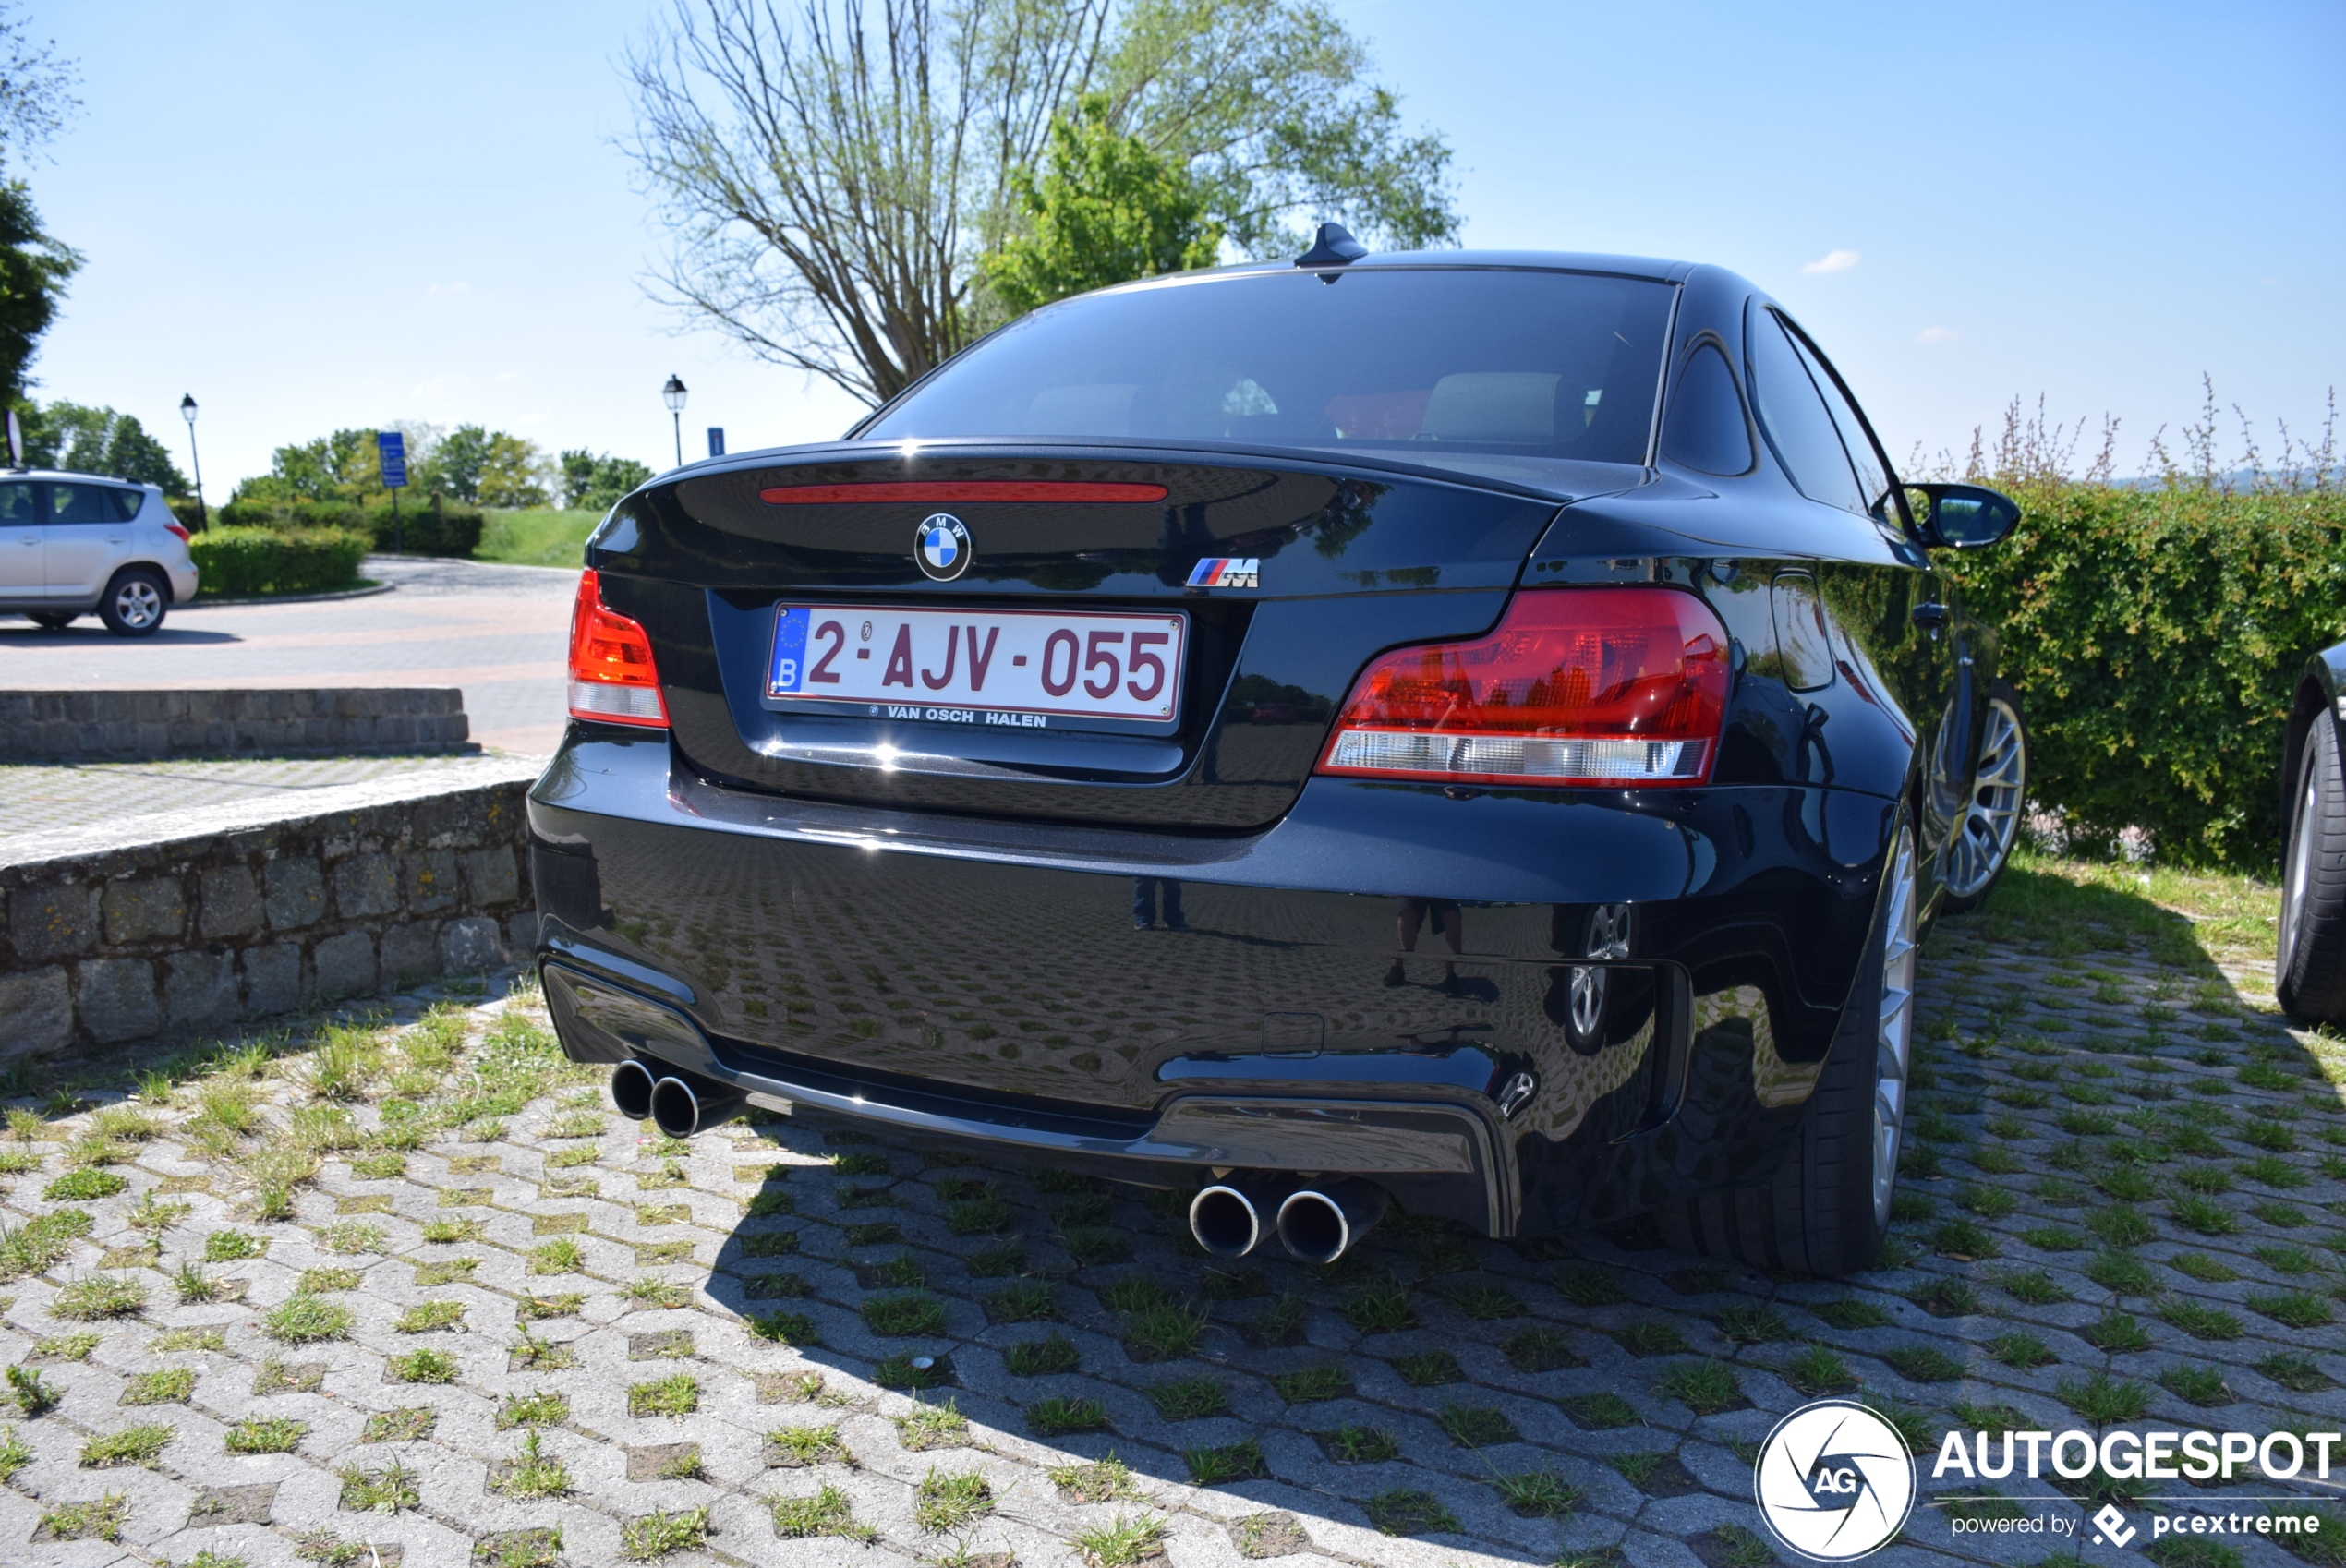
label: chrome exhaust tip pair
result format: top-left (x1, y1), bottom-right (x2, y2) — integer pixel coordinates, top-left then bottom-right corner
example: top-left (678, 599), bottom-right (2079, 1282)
top-left (1188, 1176), bottom-right (1390, 1264)
top-left (610, 1060), bottom-right (746, 1140)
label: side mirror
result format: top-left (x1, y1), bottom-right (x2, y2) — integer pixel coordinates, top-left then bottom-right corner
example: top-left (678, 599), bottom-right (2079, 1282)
top-left (1906, 483), bottom-right (2020, 549)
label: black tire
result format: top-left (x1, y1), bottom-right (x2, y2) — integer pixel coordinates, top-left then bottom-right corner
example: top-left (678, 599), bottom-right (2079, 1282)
top-left (1940, 680), bottom-right (2028, 914)
top-left (2277, 718), bottom-right (2346, 1024)
top-left (1657, 818), bottom-right (1917, 1276)
top-left (97, 568), bottom-right (168, 637)
top-left (27, 611), bottom-right (77, 630)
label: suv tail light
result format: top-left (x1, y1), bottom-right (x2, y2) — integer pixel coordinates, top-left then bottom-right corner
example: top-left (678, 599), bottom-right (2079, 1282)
top-left (1316, 587), bottom-right (1729, 787)
top-left (568, 569), bottom-right (669, 728)
top-left (163, 521), bottom-right (191, 544)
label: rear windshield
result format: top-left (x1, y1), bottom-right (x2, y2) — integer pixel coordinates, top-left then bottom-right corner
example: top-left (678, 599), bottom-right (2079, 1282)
top-left (862, 268), bottom-right (1675, 465)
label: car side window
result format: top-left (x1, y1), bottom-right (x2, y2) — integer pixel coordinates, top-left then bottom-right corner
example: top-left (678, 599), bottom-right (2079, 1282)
top-left (1659, 343), bottom-right (1755, 476)
top-left (0, 482), bottom-right (33, 524)
top-left (1748, 308), bottom-right (1866, 513)
top-left (49, 483), bottom-right (136, 525)
top-left (1782, 321), bottom-right (1896, 516)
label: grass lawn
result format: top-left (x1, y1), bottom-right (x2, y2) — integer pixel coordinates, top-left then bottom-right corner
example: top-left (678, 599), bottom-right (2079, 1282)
top-left (1959, 846), bottom-right (2282, 969)
top-left (478, 510), bottom-right (599, 568)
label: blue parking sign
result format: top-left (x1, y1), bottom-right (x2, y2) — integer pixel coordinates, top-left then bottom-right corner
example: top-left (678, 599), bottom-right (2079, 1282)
top-left (377, 431), bottom-right (408, 488)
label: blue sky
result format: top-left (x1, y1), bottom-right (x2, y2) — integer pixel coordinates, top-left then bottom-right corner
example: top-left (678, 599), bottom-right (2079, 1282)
top-left (22, 0), bottom-right (2344, 493)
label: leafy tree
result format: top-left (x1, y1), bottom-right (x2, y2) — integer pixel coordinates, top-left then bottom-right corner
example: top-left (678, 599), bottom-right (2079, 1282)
top-left (981, 94), bottom-right (1220, 316)
top-left (14, 399), bottom-right (187, 490)
top-left (0, 2), bottom-right (79, 159)
top-left (477, 433), bottom-right (551, 508)
top-left (624, 0), bottom-right (1457, 405)
top-left (0, 177), bottom-right (75, 403)
top-left (422, 424), bottom-right (550, 508)
top-left (558, 449), bottom-right (656, 511)
top-left (236, 428), bottom-right (381, 505)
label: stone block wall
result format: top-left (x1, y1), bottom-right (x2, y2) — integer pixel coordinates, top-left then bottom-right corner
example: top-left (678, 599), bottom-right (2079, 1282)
top-left (1, 687), bottom-right (473, 761)
top-left (0, 778), bottom-right (536, 1061)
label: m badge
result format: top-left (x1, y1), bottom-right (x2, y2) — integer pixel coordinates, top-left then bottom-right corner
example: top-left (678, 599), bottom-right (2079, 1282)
top-left (1187, 557), bottom-right (1259, 588)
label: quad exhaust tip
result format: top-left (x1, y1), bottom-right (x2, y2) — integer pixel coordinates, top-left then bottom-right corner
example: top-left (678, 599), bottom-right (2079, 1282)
top-left (613, 1061), bottom-right (748, 1140)
top-left (611, 1059), bottom-right (655, 1122)
top-left (1189, 1175), bottom-right (1390, 1263)
top-left (1189, 1180), bottom-right (1280, 1259)
top-left (1276, 1179), bottom-right (1390, 1265)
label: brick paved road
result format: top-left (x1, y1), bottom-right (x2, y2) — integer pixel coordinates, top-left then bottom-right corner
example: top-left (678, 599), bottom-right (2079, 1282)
top-left (0, 915), bottom-right (2340, 1568)
top-left (0, 558), bottom-right (578, 755)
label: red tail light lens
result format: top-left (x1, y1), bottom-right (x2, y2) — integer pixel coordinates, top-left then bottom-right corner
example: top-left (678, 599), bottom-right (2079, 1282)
top-left (1316, 587), bottom-right (1730, 787)
top-left (163, 521), bottom-right (191, 544)
top-left (567, 569), bottom-right (670, 728)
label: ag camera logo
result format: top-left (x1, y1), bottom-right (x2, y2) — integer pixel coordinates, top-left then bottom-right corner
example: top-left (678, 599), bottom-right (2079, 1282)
top-left (1754, 1399), bottom-right (1916, 1561)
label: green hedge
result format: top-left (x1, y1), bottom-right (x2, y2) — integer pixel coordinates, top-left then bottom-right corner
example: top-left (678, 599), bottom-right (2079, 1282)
top-left (1940, 481), bottom-right (2346, 868)
top-left (190, 526), bottom-right (369, 597)
top-left (214, 494), bottom-right (482, 558)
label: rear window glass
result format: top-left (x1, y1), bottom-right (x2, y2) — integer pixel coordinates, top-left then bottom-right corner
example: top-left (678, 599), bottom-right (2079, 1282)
top-left (48, 483), bottom-right (141, 524)
top-left (863, 269), bottom-right (1675, 465)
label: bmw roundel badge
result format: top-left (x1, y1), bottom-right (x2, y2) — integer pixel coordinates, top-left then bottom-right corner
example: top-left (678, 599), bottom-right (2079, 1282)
top-left (915, 513), bottom-right (972, 581)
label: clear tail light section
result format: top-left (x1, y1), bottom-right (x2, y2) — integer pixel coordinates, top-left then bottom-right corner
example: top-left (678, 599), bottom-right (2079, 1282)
top-left (1315, 587), bottom-right (1730, 787)
top-left (567, 568), bottom-right (670, 728)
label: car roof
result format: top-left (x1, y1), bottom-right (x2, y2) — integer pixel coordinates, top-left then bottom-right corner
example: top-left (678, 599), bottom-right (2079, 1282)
top-left (2, 469), bottom-right (152, 487)
top-left (1150, 248), bottom-right (1699, 285)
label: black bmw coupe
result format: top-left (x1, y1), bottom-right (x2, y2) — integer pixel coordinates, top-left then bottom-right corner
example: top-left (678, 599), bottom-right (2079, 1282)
top-left (534, 231), bottom-right (2028, 1278)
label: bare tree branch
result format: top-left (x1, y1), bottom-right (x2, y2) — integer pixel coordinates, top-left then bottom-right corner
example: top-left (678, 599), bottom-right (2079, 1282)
top-left (623, 0), bottom-right (1456, 405)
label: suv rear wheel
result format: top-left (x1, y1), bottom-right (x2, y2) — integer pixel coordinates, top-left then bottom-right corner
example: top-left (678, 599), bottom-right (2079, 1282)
top-left (1660, 817), bottom-right (1917, 1275)
top-left (98, 568), bottom-right (168, 637)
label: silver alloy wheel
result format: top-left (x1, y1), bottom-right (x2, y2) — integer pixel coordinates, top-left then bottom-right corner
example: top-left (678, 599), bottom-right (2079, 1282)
top-left (1870, 826), bottom-right (1919, 1228)
top-left (112, 577), bottom-right (163, 630)
top-left (1943, 695), bottom-right (2026, 899)
top-left (2281, 762), bottom-right (2319, 966)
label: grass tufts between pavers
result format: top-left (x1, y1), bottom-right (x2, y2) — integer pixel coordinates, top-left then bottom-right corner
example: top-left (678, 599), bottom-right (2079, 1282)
top-left (622, 1506), bottom-right (710, 1561)
top-left (771, 1483), bottom-right (877, 1542)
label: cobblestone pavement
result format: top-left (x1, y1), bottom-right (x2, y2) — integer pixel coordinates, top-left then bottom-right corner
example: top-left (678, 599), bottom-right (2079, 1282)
top-left (0, 557), bottom-right (577, 754)
top-left (0, 754), bottom-right (542, 857)
top-left (0, 900), bottom-right (2340, 1568)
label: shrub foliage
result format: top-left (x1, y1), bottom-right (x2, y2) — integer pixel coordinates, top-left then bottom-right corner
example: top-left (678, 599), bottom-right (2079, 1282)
top-left (1941, 479), bottom-right (2346, 866)
top-left (189, 526), bottom-right (369, 597)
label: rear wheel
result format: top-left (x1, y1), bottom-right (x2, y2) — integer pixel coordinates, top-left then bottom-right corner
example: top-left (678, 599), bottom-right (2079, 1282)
top-left (1659, 818), bottom-right (1917, 1276)
top-left (27, 611), bottom-right (76, 630)
top-left (1940, 681), bottom-right (2027, 912)
top-left (2278, 718), bottom-right (2346, 1025)
top-left (98, 568), bottom-right (168, 636)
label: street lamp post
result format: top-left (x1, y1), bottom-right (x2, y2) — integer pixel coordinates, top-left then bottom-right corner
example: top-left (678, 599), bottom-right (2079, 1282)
top-left (661, 375), bottom-right (688, 469)
top-left (179, 394), bottom-right (206, 530)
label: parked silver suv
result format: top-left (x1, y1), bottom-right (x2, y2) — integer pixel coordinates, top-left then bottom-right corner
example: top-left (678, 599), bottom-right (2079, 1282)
top-left (0, 472), bottom-right (199, 636)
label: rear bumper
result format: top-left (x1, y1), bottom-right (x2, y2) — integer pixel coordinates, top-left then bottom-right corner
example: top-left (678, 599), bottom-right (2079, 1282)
top-left (532, 730), bottom-right (1899, 1235)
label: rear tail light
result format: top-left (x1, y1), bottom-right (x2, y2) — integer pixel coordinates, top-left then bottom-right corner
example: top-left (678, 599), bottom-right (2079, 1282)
top-left (1316, 587), bottom-right (1729, 787)
top-left (567, 568), bottom-right (670, 728)
top-left (163, 522), bottom-right (191, 543)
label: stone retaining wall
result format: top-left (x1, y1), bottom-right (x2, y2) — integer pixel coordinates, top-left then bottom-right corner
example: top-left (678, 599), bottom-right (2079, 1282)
top-left (0, 767), bottom-right (539, 1061)
top-left (1, 687), bottom-right (473, 760)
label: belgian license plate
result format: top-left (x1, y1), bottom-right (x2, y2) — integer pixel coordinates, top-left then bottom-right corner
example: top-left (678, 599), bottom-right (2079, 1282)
top-left (766, 605), bottom-right (1185, 724)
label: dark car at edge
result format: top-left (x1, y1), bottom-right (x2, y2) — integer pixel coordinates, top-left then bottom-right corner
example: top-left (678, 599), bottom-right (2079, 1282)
top-left (530, 232), bottom-right (2028, 1278)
